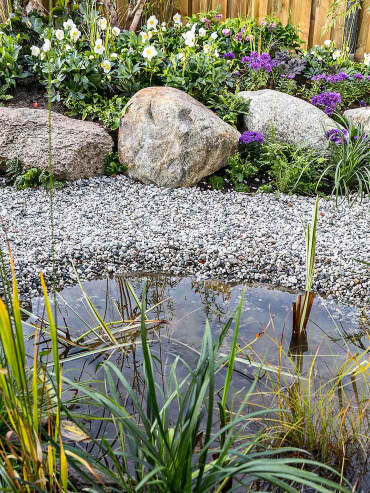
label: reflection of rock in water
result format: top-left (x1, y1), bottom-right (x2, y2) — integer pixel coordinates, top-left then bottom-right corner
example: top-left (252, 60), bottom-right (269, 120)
top-left (20, 299), bottom-right (33, 321)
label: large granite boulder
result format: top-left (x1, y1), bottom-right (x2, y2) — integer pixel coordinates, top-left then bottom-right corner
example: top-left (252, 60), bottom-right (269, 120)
top-left (0, 108), bottom-right (113, 180)
top-left (238, 89), bottom-right (334, 151)
top-left (118, 87), bottom-right (240, 188)
top-left (343, 107), bottom-right (370, 132)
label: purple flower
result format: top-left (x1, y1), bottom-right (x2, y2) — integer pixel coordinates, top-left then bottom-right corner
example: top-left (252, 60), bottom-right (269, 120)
top-left (224, 51), bottom-right (236, 59)
top-left (241, 51), bottom-right (276, 72)
top-left (222, 28), bottom-right (231, 36)
top-left (288, 74), bottom-right (295, 79)
top-left (281, 74), bottom-right (286, 78)
top-left (326, 128), bottom-right (348, 145)
top-left (311, 91), bottom-right (341, 115)
top-left (353, 73), bottom-right (364, 80)
top-left (214, 14), bottom-right (223, 19)
top-left (360, 100), bottom-right (366, 107)
top-left (239, 131), bottom-right (264, 145)
top-left (201, 17), bottom-right (208, 22)
top-left (233, 32), bottom-right (243, 42)
top-left (311, 72), bottom-right (349, 84)
top-left (260, 20), bottom-right (267, 27)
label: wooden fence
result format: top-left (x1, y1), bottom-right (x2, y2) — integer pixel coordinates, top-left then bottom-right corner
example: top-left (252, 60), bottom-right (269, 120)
top-left (173, 0), bottom-right (370, 57)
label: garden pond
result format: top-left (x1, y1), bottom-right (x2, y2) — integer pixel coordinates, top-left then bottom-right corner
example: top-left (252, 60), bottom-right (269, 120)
top-left (21, 274), bottom-right (370, 488)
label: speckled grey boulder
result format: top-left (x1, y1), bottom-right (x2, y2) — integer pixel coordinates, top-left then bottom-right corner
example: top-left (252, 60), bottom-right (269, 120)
top-left (343, 107), bottom-right (370, 132)
top-left (118, 87), bottom-right (240, 188)
top-left (238, 89), bottom-right (334, 150)
top-left (0, 108), bottom-right (113, 180)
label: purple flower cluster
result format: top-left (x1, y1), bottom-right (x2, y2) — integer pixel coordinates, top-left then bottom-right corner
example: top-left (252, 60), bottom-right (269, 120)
top-left (241, 52), bottom-right (275, 72)
top-left (311, 72), bottom-right (349, 84)
top-left (353, 73), bottom-right (365, 80)
top-left (223, 51), bottom-right (236, 59)
top-left (239, 131), bottom-right (264, 145)
top-left (326, 128), bottom-right (348, 145)
top-left (311, 91), bottom-right (341, 115)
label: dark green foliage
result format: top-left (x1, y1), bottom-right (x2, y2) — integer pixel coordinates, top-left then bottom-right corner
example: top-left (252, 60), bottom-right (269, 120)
top-left (66, 94), bottom-right (128, 130)
top-left (104, 152), bottom-right (127, 176)
top-left (259, 141), bottom-right (327, 194)
top-left (208, 174), bottom-right (225, 190)
top-left (226, 153), bottom-right (257, 192)
top-left (5, 159), bottom-right (64, 190)
top-left (208, 90), bottom-right (250, 127)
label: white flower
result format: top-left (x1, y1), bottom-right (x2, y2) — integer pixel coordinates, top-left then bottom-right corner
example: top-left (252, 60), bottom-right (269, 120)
top-left (140, 31), bottom-right (152, 42)
top-left (214, 49), bottom-right (219, 58)
top-left (112, 26), bottom-right (120, 37)
top-left (183, 28), bottom-right (196, 48)
top-left (89, 54), bottom-right (94, 60)
top-left (42, 39), bottom-right (51, 52)
top-left (98, 17), bottom-right (107, 31)
top-left (186, 23), bottom-right (190, 27)
top-left (332, 49), bottom-right (341, 60)
top-left (142, 45), bottom-right (157, 61)
top-left (147, 15), bottom-right (158, 30)
top-left (177, 52), bottom-right (185, 61)
top-left (161, 26), bottom-right (166, 32)
top-left (65, 44), bottom-right (71, 51)
top-left (102, 59), bottom-right (111, 73)
top-left (31, 45), bottom-right (40, 56)
top-left (63, 19), bottom-right (75, 30)
top-left (173, 13), bottom-right (181, 24)
top-left (323, 39), bottom-right (332, 47)
top-left (162, 22), bottom-right (167, 27)
top-left (211, 31), bottom-right (218, 40)
top-left (40, 52), bottom-right (45, 60)
top-left (199, 27), bottom-right (207, 37)
top-left (94, 38), bottom-right (105, 54)
top-left (55, 29), bottom-right (64, 41)
top-left (364, 53), bottom-right (370, 66)
top-left (110, 52), bottom-right (118, 59)
top-left (203, 43), bottom-right (210, 54)
top-left (70, 27), bottom-right (81, 42)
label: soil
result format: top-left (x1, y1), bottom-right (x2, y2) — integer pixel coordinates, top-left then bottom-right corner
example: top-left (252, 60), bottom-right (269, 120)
top-left (4, 78), bottom-right (68, 115)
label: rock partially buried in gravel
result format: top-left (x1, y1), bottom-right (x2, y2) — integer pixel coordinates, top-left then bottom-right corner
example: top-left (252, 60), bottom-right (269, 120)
top-left (238, 89), bottom-right (334, 151)
top-left (118, 87), bottom-right (240, 188)
top-left (343, 106), bottom-right (370, 132)
top-left (0, 108), bottom-right (113, 180)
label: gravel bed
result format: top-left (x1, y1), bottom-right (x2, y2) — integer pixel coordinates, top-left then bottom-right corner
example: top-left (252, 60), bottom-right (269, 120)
top-left (0, 175), bottom-right (369, 308)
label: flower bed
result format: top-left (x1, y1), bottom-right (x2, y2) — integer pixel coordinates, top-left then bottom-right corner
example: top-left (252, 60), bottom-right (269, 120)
top-left (0, 8), bottom-right (369, 199)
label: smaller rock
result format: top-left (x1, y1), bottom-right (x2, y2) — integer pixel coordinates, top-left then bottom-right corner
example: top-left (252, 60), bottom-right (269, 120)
top-left (343, 107), bottom-right (370, 133)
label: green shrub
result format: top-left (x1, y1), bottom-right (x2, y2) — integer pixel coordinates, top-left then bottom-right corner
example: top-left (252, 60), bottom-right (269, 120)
top-left (0, 31), bottom-right (26, 100)
top-left (104, 151), bottom-right (127, 176)
top-left (260, 141), bottom-right (327, 194)
top-left (208, 174), bottom-right (225, 190)
top-left (226, 153), bottom-right (258, 192)
top-left (5, 159), bottom-right (64, 190)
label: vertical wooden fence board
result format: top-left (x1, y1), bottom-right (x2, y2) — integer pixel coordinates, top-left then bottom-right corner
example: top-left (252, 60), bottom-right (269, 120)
top-left (116, 0), bottom-right (128, 26)
top-left (331, 1), bottom-right (346, 49)
top-left (311, 0), bottom-right (333, 46)
top-left (356, 0), bottom-right (370, 55)
top-left (177, 0), bottom-right (191, 16)
top-left (290, 0), bottom-right (312, 47)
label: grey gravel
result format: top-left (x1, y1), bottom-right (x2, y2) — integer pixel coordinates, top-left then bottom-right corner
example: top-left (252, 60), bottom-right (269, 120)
top-left (0, 175), bottom-right (369, 308)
